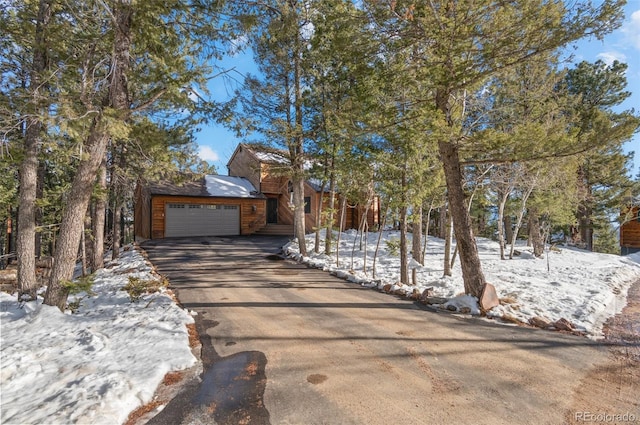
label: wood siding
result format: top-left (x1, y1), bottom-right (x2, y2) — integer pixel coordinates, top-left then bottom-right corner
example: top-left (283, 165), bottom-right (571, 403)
top-left (148, 195), bottom-right (265, 239)
top-left (227, 145), bottom-right (261, 191)
top-left (621, 206), bottom-right (640, 253)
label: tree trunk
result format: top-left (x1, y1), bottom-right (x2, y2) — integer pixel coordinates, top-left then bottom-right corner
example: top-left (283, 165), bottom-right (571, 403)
top-left (43, 126), bottom-right (110, 309)
top-left (90, 156), bottom-right (107, 271)
top-left (325, 175), bottom-right (336, 254)
top-left (111, 201), bottom-right (122, 260)
top-left (509, 185), bottom-right (534, 259)
top-left (438, 141), bottom-right (486, 297)
top-left (443, 208), bottom-right (452, 277)
top-left (497, 190), bottom-right (509, 260)
top-left (292, 173), bottom-right (306, 256)
top-left (412, 205), bottom-right (423, 265)
top-left (422, 202), bottom-right (433, 264)
top-left (438, 205), bottom-right (447, 238)
top-left (399, 204), bottom-right (409, 285)
top-left (504, 215), bottom-right (513, 245)
top-left (372, 203), bottom-right (389, 279)
top-left (529, 207), bottom-right (544, 257)
top-left (17, 0), bottom-right (52, 299)
top-left (336, 196), bottom-right (347, 266)
top-left (44, 0), bottom-right (132, 310)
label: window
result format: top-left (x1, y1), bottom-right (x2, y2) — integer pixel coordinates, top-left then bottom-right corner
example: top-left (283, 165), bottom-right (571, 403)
top-left (304, 196), bottom-right (311, 214)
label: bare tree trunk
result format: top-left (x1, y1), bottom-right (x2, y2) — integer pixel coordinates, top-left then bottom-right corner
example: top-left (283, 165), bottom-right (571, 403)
top-left (438, 140), bottom-right (486, 297)
top-left (497, 190), bottom-right (509, 260)
top-left (372, 203), bottom-right (389, 279)
top-left (17, 0), bottom-right (52, 299)
top-left (422, 201), bottom-right (434, 264)
top-left (44, 0), bottom-right (132, 310)
top-left (509, 185), bottom-right (534, 259)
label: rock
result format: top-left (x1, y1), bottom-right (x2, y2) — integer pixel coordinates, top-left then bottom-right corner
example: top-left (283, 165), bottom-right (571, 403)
top-left (529, 316), bottom-right (552, 328)
top-left (410, 288), bottom-right (421, 300)
top-left (446, 304), bottom-right (457, 312)
top-left (512, 250), bottom-right (521, 256)
top-left (480, 283), bottom-right (499, 312)
top-left (419, 287), bottom-right (434, 301)
top-left (382, 284), bottom-right (392, 293)
top-left (459, 307), bottom-right (471, 314)
top-left (423, 296), bottom-right (449, 305)
top-left (393, 288), bottom-right (407, 296)
top-left (554, 318), bottom-right (574, 331)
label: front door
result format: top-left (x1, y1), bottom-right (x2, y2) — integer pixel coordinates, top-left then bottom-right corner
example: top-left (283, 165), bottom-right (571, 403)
top-left (267, 198), bottom-right (278, 224)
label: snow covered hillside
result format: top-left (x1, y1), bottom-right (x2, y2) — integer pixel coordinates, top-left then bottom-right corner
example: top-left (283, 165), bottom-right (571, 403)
top-left (285, 230), bottom-right (640, 338)
top-left (0, 248), bottom-right (196, 425)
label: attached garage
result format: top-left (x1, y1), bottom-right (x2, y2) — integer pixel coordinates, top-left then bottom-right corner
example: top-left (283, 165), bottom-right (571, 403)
top-left (134, 175), bottom-right (267, 240)
top-left (165, 203), bottom-right (240, 237)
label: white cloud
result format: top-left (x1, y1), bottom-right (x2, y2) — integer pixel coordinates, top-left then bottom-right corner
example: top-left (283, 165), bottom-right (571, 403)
top-left (198, 146), bottom-right (219, 162)
top-left (622, 9), bottom-right (640, 50)
top-left (596, 51), bottom-right (627, 65)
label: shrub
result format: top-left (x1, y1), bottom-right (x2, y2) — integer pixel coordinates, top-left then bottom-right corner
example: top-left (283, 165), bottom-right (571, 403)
top-left (122, 276), bottom-right (168, 302)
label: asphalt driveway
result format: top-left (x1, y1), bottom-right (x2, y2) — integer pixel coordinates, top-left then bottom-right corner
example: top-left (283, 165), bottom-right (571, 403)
top-left (141, 235), bottom-right (636, 425)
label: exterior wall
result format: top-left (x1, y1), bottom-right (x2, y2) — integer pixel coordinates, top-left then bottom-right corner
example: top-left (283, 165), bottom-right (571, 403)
top-left (260, 163), bottom-right (288, 194)
top-left (149, 195), bottom-right (266, 239)
top-left (227, 145), bottom-right (261, 191)
top-left (621, 206), bottom-right (640, 254)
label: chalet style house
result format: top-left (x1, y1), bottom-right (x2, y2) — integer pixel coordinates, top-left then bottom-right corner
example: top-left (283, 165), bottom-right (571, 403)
top-left (134, 143), bottom-right (380, 239)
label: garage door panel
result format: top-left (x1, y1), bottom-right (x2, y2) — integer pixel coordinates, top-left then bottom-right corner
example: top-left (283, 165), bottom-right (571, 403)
top-left (165, 203), bottom-right (239, 237)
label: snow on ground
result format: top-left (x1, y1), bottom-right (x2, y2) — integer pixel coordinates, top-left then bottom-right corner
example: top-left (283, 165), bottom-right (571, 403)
top-left (0, 247), bottom-right (196, 425)
top-left (285, 230), bottom-right (640, 338)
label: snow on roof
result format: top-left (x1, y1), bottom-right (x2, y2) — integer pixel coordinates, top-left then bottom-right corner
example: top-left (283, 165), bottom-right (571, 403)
top-left (253, 150), bottom-right (289, 164)
top-left (205, 175), bottom-right (259, 198)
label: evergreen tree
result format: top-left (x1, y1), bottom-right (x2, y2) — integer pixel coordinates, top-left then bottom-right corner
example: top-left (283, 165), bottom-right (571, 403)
top-left (565, 60), bottom-right (639, 251)
top-left (363, 0), bottom-right (625, 298)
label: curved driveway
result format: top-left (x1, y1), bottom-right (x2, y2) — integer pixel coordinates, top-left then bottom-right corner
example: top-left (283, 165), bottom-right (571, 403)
top-left (141, 236), bottom-right (629, 425)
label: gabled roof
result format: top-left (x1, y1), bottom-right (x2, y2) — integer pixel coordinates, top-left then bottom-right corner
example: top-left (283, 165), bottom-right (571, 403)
top-left (149, 175), bottom-right (263, 199)
top-left (227, 143), bottom-right (290, 167)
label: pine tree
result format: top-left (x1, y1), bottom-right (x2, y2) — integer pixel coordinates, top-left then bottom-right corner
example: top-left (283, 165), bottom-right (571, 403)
top-left (565, 60), bottom-right (639, 251)
top-left (363, 0), bottom-right (625, 297)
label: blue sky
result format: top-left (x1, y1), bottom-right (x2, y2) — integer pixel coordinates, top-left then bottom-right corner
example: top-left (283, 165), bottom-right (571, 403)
top-left (196, 2), bottom-right (640, 176)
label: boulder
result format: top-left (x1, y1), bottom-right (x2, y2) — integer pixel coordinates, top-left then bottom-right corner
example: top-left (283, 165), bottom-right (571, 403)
top-left (554, 318), bottom-right (574, 331)
top-left (528, 316), bottom-right (552, 329)
top-left (479, 283), bottom-right (499, 312)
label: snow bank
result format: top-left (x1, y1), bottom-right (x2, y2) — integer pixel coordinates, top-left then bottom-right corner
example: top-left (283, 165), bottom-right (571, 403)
top-left (0, 247), bottom-right (196, 425)
top-left (285, 230), bottom-right (640, 338)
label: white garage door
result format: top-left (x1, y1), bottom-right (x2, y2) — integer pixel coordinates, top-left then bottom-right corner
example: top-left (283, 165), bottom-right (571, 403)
top-left (165, 203), bottom-right (240, 237)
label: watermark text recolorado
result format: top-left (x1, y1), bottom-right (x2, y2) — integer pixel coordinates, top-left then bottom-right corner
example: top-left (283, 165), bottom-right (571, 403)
top-left (575, 412), bottom-right (637, 423)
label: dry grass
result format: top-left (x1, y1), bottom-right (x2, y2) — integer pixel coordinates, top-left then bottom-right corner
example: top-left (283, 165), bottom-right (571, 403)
top-left (123, 400), bottom-right (164, 425)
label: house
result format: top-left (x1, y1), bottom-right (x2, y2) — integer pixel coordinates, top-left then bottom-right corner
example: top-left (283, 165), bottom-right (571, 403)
top-left (227, 143), bottom-right (380, 232)
top-left (620, 202), bottom-right (640, 255)
top-left (134, 143), bottom-right (380, 240)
